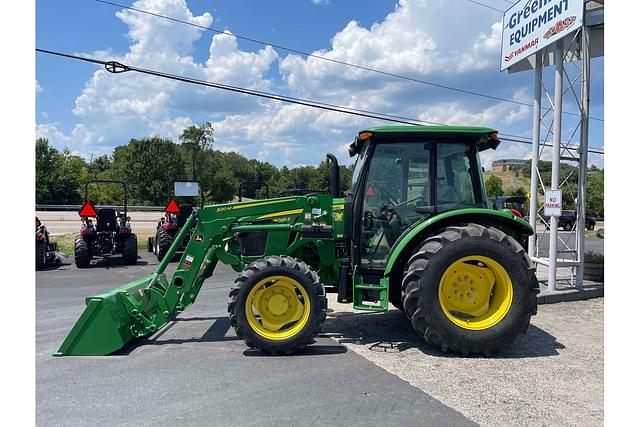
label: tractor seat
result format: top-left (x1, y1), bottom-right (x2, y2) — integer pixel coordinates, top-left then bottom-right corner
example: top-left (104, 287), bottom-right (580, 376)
top-left (96, 208), bottom-right (118, 232)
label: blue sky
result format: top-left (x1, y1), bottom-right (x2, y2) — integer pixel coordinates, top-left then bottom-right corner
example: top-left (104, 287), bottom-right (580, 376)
top-left (35, 0), bottom-right (604, 168)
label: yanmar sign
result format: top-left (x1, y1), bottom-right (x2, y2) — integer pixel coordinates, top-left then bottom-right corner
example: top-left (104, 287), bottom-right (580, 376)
top-left (500, 0), bottom-right (583, 71)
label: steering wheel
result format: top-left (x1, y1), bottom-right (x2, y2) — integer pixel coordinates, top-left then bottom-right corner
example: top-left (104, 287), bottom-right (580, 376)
top-left (367, 182), bottom-right (399, 206)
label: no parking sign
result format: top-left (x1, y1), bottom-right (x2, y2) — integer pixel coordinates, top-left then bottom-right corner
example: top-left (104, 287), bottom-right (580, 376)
top-left (544, 190), bottom-right (562, 216)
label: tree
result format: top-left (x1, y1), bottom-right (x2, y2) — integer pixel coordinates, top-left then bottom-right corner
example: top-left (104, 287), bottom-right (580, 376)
top-left (179, 122), bottom-right (214, 180)
top-left (112, 137), bottom-right (187, 205)
top-left (36, 138), bottom-right (86, 204)
top-left (586, 169), bottom-right (604, 217)
top-left (507, 186), bottom-right (527, 198)
top-left (485, 175), bottom-right (503, 198)
top-left (209, 170), bottom-right (237, 203)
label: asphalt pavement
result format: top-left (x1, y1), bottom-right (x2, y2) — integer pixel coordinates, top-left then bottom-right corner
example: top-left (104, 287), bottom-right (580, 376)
top-left (37, 250), bottom-right (603, 426)
top-left (534, 230), bottom-right (604, 255)
top-left (37, 252), bottom-right (475, 427)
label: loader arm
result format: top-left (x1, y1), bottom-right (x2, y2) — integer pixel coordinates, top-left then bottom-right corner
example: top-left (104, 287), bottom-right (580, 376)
top-left (55, 195), bottom-right (338, 356)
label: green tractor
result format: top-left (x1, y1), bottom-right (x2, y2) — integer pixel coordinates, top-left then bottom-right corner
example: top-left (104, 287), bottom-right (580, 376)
top-left (55, 126), bottom-right (538, 357)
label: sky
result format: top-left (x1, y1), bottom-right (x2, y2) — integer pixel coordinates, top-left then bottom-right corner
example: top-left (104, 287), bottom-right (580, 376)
top-left (35, 0), bottom-right (604, 169)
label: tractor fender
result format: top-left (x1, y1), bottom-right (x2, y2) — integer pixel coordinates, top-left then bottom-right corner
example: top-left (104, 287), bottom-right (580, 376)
top-left (383, 208), bottom-right (533, 277)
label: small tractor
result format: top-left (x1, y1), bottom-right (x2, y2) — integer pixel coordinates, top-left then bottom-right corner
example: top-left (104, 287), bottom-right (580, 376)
top-left (56, 126), bottom-right (538, 357)
top-left (36, 216), bottom-right (61, 270)
top-left (74, 180), bottom-right (138, 268)
top-left (148, 181), bottom-right (201, 262)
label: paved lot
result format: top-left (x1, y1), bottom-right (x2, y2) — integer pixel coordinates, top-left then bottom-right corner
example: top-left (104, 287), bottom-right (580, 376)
top-left (534, 231), bottom-right (604, 255)
top-left (37, 252), bottom-right (603, 426)
top-left (327, 299), bottom-right (604, 426)
top-left (37, 253), bottom-right (474, 427)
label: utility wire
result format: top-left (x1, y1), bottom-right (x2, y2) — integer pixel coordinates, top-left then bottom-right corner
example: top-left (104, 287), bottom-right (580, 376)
top-left (467, 0), bottom-right (505, 13)
top-left (94, 0), bottom-right (604, 124)
top-left (35, 48), bottom-right (605, 155)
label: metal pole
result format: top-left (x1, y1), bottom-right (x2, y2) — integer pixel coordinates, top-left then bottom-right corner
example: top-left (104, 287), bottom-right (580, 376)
top-left (528, 51), bottom-right (543, 258)
top-left (576, 25), bottom-right (591, 288)
top-left (548, 38), bottom-right (564, 292)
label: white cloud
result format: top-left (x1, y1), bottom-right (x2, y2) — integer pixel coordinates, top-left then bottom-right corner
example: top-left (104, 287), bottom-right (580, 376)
top-left (44, 0), bottom-right (278, 154)
top-left (36, 80), bottom-right (43, 94)
top-left (312, 0), bottom-right (330, 5)
top-left (36, 0), bottom-right (602, 169)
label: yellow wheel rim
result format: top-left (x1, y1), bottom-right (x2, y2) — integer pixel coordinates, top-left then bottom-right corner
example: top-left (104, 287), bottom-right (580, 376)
top-left (438, 255), bottom-right (513, 331)
top-left (245, 275), bottom-right (311, 340)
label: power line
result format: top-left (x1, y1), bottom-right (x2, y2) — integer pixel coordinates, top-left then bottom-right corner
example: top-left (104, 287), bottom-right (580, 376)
top-left (467, 0), bottom-right (506, 13)
top-left (35, 48), bottom-right (605, 156)
top-left (35, 48), bottom-right (430, 126)
top-left (94, 0), bottom-right (604, 124)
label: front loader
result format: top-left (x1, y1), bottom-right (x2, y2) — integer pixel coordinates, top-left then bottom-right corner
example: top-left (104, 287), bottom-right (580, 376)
top-left (55, 126), bottom-right (538, 357)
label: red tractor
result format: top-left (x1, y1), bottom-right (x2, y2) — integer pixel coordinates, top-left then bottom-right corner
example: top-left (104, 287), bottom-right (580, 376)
top-left (148, 181), bottom-right (200, 262)
top-left (74, 180), bottom-right (137, 268)
top-left (36, 216), bottom-right (61, 270)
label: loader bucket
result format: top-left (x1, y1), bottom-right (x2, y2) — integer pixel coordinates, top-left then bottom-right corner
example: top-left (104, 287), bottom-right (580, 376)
top-left (54, 274), bottom-right (173, 356)
top-left (54, 212), bottom-right (197, 357)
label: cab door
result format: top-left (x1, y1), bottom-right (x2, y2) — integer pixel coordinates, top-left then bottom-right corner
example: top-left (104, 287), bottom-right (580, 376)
top-left (355, 142), bottom-right (433, 270)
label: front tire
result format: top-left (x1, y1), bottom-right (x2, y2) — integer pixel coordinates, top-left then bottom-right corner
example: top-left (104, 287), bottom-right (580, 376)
top-left (228, 256), bottom-right (327, 355)
top-left (401, 224), bottom-right (538, 355)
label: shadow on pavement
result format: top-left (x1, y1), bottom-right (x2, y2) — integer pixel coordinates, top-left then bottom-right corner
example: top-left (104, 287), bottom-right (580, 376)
top-left (115, 316), bottom-right (240, 355)
top-left (88, 256), bottom-right (149, 269)
top-left (242, 344), bottom-right (347, 357)
top-left (323, 308), bottom-right (564, 359)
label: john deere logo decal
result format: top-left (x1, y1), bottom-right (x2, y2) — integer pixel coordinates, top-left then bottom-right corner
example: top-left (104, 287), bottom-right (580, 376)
top-left (194, 234), bottom-right (204, 242)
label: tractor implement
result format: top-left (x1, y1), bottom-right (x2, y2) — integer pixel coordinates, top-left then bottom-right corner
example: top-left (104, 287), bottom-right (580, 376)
top-left (56, 126), bottom-right (538, 357)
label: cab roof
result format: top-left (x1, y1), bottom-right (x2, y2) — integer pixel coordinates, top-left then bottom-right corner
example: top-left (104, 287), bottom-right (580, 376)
top-left (362, 125), bottom-right (497, 135)
top-left (349, 125), bottom-right (500, 156)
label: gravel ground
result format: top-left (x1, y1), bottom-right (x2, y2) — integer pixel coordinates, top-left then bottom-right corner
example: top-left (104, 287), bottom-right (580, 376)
top-left (325, 297), bottom-right (604, 426)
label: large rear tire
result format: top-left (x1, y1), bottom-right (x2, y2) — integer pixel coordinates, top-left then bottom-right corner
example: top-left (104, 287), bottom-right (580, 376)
top-left (74, 236), bottom-right (91, 268)
top-left (228, 256), bottom-right (327, 355)
top-left (122, 234), bottom-right (138, 265)
top-left (401, 223), bottom-right (538, 356)
top-left (156, 229), bottom-right (173, 262)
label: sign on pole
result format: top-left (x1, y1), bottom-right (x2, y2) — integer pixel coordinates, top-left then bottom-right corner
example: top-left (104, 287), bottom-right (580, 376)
top-left (501, 0), bottom-right (584, 71)
top-left (544, 189), bottom-right (562, 217)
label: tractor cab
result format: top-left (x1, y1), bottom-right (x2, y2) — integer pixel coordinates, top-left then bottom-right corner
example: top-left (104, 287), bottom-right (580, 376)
top-left (346, 126), bottom-right (497, 270)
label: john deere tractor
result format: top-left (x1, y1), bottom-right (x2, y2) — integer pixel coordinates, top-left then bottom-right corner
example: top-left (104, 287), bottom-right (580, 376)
top-left (56, 126), bottom-right (538, 357)
top-left (74, 180), bottom-right (138, 267)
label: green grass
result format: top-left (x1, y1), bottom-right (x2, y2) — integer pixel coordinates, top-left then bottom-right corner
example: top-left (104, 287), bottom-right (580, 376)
top-left (483, 170), bottom-right (531, 194)
top-left (51, 231), bottom-right (156, 255)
